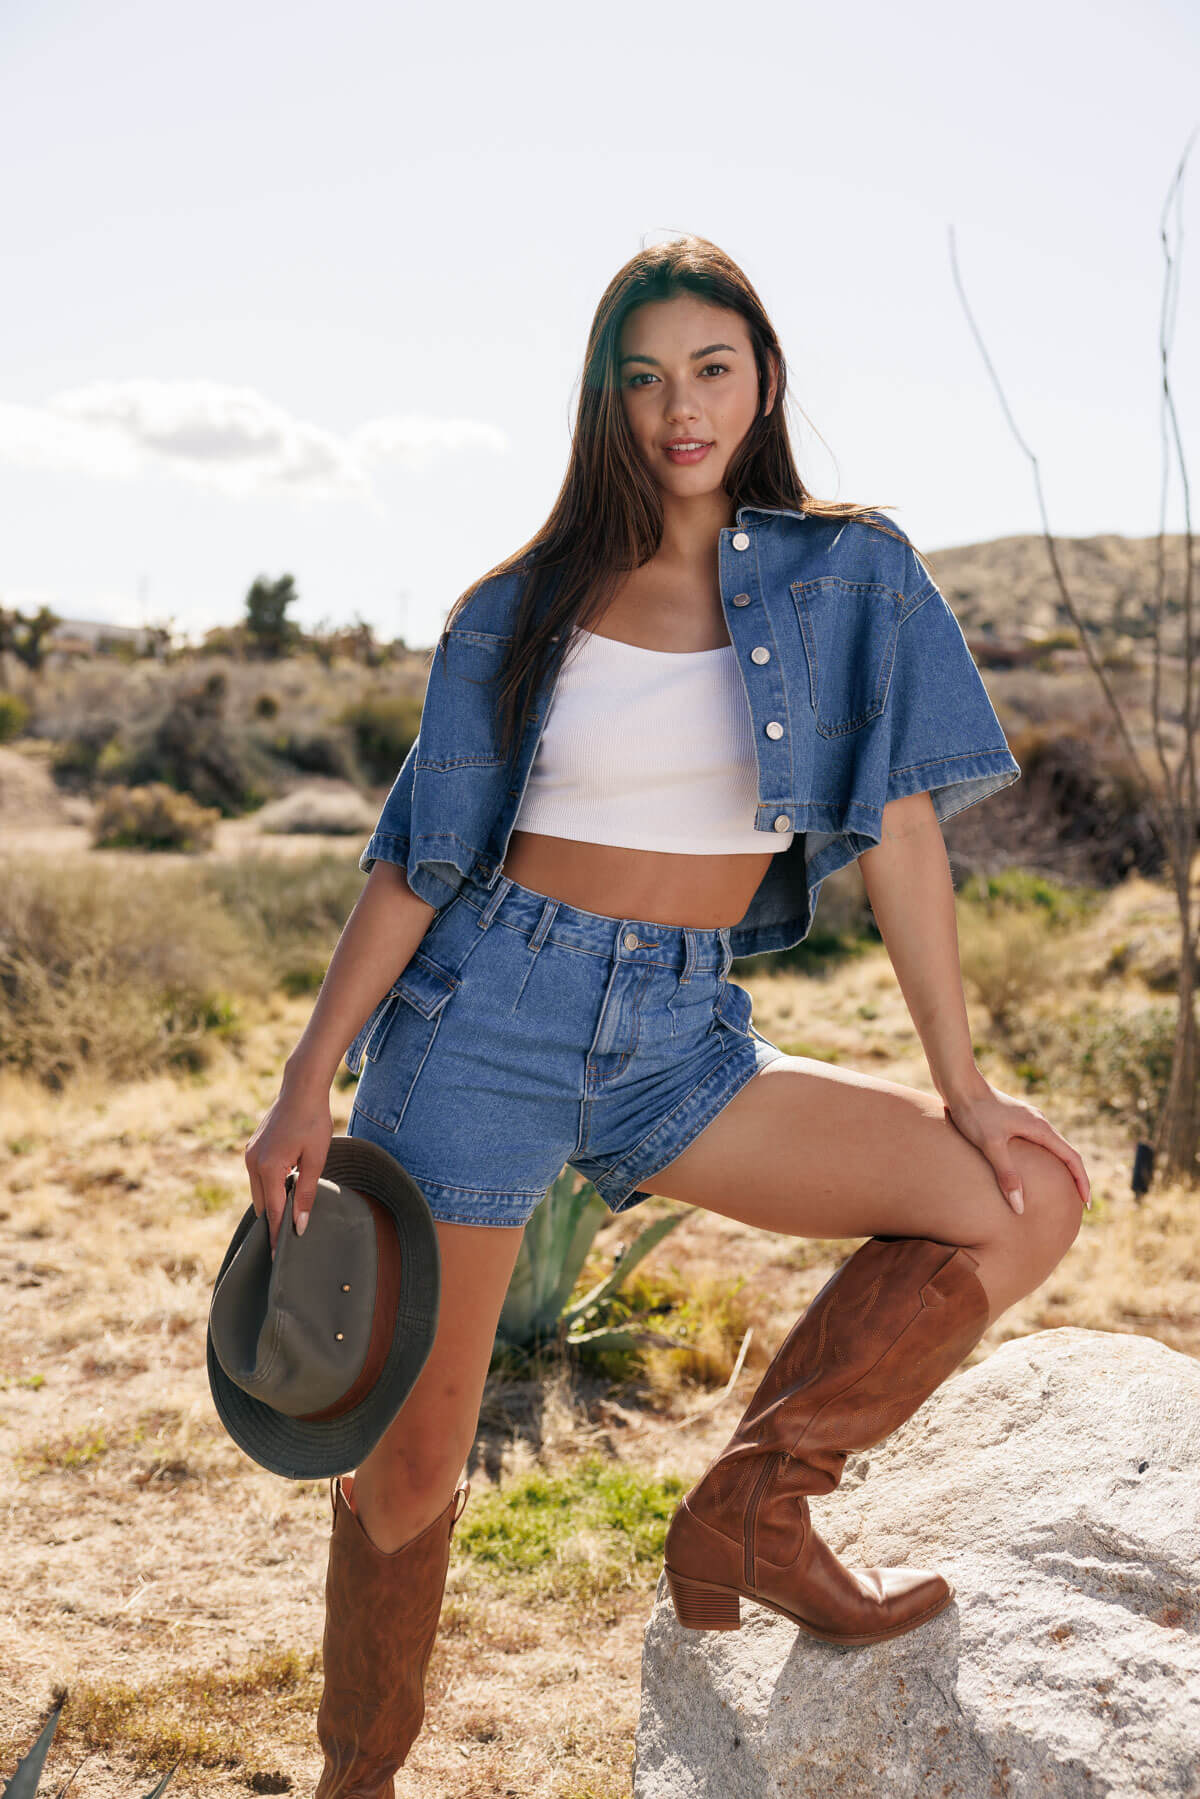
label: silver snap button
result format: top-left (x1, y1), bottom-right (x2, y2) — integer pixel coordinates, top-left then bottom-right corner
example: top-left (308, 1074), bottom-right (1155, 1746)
top-left (773, 814), bottom-right (791, 833)
top-left (750, 645), bottom-right (770, 665)
top-left (623, 930), bottom-right (640, 950)
top-left (732, 592), bottom-right (751, 607)
top-left (765, 721), bottom-right (784, 740)
top-left (732, 531), bottom-right (750, 551)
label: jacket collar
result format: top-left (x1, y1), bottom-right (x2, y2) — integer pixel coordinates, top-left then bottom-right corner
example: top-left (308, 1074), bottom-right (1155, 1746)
top-left (734, 504), bottom-right (807, 525)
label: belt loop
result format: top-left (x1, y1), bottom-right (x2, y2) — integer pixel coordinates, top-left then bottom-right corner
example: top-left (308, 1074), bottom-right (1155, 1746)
top-left (717, 925), bottom-right (734, 981)
top-left (529, 897), bottom-right (558, 951)
top-left (478, 874), bottom-right (513, 930)
top-left (680, 927), bottom-right (699, 985)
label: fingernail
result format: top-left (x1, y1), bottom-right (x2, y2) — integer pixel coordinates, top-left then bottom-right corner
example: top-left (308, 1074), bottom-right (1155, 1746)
top-left (1008, 1189), bottom-right (1024, 1213)
top-left (296, 1211), bottom-right (308, 1236)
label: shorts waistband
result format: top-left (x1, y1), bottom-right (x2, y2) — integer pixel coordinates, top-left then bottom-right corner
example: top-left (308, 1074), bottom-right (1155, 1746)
top-left (456, 869), bottom-right (734, 976)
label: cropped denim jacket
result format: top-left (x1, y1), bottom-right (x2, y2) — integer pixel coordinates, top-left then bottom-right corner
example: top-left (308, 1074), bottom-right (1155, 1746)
top-left (359, 506), bottom-right (1021, 957)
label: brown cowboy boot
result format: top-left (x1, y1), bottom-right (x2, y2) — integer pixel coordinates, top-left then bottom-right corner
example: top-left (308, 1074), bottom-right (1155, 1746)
top-left (314, 1470), bottom-right (470, 1798)
top-left (663, 1236), bottom-right (990, 1647)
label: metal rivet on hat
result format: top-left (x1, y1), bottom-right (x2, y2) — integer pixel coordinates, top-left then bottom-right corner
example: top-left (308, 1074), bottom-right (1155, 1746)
top-left (335, 1331), bottom-right (344, 1341)
top-left (342, 1283), bottom-right (351, 1291)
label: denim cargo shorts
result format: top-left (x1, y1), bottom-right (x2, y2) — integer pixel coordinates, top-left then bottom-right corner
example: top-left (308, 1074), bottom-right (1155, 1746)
top-left (344, 869), bottom-right (787, 1227)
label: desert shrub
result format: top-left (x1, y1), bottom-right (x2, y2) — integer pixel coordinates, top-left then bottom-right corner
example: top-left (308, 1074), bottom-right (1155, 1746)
top-left (259, 726), bottom-right (356, 780)
top-left (335, 691), bottom-right (423, 785)
top-left (115, 669), bottom-right (271, 814)
top-left (91, 783), bottom-right (221, 852)
top-left (199, 852), bottom-right (362, 990)
top-left (958, 867), bottom-right (1102, 929)
top-left (1060, 1000), bottom-right (1177, 1131)
top-left (0, 690), bottom-right (30, 742)
top-left (255, 789), bottom-right (374, 835)
top-left (957, 906), bottom-right (1066, 1032)
top-left (0, 857), bottom-right (262, 1086)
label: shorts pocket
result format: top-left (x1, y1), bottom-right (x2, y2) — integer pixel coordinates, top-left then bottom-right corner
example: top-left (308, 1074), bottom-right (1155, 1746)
top-left (712, 977), bottom-right (753, 1037)
top-left (349, 952), bottom-right (460, 1133)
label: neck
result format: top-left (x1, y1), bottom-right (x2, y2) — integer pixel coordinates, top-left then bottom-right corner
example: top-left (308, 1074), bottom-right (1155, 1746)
top-left (656, 487), bottom-right (735, 564)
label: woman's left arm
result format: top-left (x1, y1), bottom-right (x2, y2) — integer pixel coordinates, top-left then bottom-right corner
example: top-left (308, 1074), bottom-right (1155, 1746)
top-left (858, 789), bottom-right (1091, 1216)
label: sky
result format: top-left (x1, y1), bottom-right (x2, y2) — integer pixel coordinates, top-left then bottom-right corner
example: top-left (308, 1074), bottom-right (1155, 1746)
top-left (1, 0), bottom-right (1197, 651)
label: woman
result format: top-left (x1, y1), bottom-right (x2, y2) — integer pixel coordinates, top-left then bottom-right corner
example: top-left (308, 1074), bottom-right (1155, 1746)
top-left (245, 234), bottom-right (1090, 1790)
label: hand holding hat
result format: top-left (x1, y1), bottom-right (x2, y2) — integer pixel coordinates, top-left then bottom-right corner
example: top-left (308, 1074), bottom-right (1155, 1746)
top-left (207, 1136), bottom-right (441, 1480)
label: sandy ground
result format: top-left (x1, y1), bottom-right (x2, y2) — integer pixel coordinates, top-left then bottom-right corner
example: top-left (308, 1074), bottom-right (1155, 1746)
top-left (1, 801), bottom-right (1196, 1797)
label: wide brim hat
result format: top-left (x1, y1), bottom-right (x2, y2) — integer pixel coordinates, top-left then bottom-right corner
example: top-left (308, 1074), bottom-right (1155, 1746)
top-left (206, 1135), bottom-right (441, 1480)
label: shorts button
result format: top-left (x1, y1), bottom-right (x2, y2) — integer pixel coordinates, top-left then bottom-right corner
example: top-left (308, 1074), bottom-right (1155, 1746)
top-left (773, 814), bottom-right (792, 832)
top-left (732, 531), bottom-right (750, 551)
top-left (750, 645), bottom-right (770, 665)
top-left (732, 592), bottom-right (751, 607)
top-left (765, 720), bottom-right (784, 740)
top-left (623, 930), bottom-right (640, 950)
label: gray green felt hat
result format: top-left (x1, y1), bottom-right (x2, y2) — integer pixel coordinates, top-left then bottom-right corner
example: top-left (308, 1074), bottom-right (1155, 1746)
top-left (206, 1136), bottom-right (440, 1480)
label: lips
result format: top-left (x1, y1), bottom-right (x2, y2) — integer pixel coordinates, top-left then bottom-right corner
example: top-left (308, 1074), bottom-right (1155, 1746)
top-left (664, 439), bottom-right (714, 464)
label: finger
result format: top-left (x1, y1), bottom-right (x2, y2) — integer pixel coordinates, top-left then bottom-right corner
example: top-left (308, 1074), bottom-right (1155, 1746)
top-left (292, 1143), bottom-right (328, 1239)
top-left (984, 1149), bottom-right (1024, 1213)
top-left (1011, 1118), bottom-right (1092, 1210)
top-left (244, 1148), bottom-right (266, 1221)
top-left (261, 1161), bottom-right (293, 1259)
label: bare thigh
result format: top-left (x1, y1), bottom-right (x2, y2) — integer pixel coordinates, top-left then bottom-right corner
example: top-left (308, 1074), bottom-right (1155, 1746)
top-left (649, 1055), bottom-right (1083, 1325)
top-left (349, 1218), bottom-right (526, 1553)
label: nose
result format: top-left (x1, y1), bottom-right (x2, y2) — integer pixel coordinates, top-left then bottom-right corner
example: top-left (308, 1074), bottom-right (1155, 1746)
top-left (663, 384), bottom-right (701, 425)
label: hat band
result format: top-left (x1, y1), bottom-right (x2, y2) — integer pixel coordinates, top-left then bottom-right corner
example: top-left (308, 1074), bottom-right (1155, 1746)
top-left (294, 1191), bottom-right (405, 1423)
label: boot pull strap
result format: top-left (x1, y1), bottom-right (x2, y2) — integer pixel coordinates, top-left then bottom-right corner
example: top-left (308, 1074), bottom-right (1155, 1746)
top-left (450, 1478), bottom-right (471, 1534)
top-left (328, 1474), bottom-right (338, 1527)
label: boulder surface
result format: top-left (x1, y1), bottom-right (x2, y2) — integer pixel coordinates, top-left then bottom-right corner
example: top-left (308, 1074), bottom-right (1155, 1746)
top-left (634, 1326), bottom-right (1200, 1798)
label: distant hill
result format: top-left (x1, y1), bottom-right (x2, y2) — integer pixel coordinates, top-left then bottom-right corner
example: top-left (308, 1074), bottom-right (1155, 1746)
top-left (919, 532), bottom-right (1193, 647)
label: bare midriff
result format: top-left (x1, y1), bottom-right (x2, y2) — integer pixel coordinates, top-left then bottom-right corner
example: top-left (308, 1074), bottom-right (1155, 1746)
top-left (501, 830), bottom-right (776, 930)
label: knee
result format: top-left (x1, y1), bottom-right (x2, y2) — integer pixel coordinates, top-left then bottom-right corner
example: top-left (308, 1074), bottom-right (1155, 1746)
top-left (1016, 1141), bottom-right (1083, 1271)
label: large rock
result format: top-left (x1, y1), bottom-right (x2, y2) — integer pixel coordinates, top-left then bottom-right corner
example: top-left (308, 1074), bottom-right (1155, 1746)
top-left (634, 1327), bottom-right (1200, 1798)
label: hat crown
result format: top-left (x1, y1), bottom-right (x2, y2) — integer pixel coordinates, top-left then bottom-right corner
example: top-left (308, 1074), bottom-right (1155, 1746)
top-left (209, 1178), bottom-right (379, 1415)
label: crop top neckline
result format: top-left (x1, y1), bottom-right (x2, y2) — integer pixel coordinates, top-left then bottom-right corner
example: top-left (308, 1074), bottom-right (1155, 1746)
top-left (571, 624), bottom-right (735, 659)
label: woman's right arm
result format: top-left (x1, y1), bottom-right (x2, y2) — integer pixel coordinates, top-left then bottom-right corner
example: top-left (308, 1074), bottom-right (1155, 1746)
top-left (243, 859), bottom-right (438, 1254)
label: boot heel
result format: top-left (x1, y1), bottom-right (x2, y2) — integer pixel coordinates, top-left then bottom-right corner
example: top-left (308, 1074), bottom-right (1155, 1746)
top-left (666, 1568), bottom-right (741, 1631)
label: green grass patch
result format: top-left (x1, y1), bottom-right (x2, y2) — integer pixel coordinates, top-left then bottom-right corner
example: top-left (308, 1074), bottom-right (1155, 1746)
top-left (958, 867), bottom-right (1102, 928)
top-left (62, 1647), bottom-right (321, 1773)
top-left (18, 1426), bottom-right (110, 1473)
top-left (455, 1456), bottom-right (686, 1600)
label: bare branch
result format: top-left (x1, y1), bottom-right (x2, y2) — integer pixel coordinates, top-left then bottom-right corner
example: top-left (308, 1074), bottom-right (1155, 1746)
top-left (947, 222), bottom-right (1175, 866)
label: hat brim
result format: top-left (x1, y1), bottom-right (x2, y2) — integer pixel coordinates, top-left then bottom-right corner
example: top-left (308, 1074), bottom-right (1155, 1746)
top-left (206, 1136), bottom-right (441, 1480)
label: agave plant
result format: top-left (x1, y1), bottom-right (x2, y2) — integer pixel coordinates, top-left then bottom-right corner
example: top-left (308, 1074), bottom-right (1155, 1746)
top-left (492, 1165), bottom-right (684, 1361)
top-left (1, 1696), bottom-right (177, 1797)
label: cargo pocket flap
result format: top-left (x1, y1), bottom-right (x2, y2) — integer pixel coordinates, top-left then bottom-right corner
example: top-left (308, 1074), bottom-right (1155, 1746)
top-left (395, 952), bottom-right (460, 1019)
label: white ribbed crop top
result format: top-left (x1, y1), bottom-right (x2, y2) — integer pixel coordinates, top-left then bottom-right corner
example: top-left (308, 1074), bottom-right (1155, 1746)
top-left (511, 626), bottom-right (795, 855)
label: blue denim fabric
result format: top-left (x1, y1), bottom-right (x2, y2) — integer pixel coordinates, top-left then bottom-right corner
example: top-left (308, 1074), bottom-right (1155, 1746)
top-left (344, 870), bottom-right (786, 1226)
top-left (359, 508), bottom-right (1021, 957)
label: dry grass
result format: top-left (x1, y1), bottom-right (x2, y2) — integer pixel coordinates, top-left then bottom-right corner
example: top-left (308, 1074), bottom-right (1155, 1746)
top-left (1, 833), bottom-right (1198, 1795)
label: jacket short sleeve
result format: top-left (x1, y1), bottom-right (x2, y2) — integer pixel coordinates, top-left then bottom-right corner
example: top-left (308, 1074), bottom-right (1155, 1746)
top-left (883, 554), bottom-right (1021, 823)
top-left (358, 733), bottom-right (418, 875)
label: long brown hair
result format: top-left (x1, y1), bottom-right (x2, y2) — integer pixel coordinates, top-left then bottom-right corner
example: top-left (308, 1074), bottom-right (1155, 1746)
top-left (442, 233), bottom-right (911, 765)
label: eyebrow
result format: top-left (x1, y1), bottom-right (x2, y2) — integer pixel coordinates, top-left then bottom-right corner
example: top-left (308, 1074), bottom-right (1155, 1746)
top-left (618, 342), bottom-right (739, 368)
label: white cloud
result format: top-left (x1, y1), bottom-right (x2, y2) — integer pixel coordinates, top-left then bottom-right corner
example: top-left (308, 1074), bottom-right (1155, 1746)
top-left (0, 380), bottom-right (509, 499)
top-left (351, 413), bottom-right (510, 469)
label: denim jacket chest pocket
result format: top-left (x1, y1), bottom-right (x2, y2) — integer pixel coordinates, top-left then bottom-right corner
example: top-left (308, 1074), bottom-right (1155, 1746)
top-left (790, 577), bottom-right (904, 737)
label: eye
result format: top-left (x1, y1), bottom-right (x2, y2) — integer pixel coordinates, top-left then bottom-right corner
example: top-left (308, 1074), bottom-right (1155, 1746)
top-left (626, 372), bottom-right (657, 388)
top-left (701, 362), bottom-right (729, 377)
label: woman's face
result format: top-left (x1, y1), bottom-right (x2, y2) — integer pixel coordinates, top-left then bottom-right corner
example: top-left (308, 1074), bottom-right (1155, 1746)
top-left (617, 292), bottom-right (775, 502)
